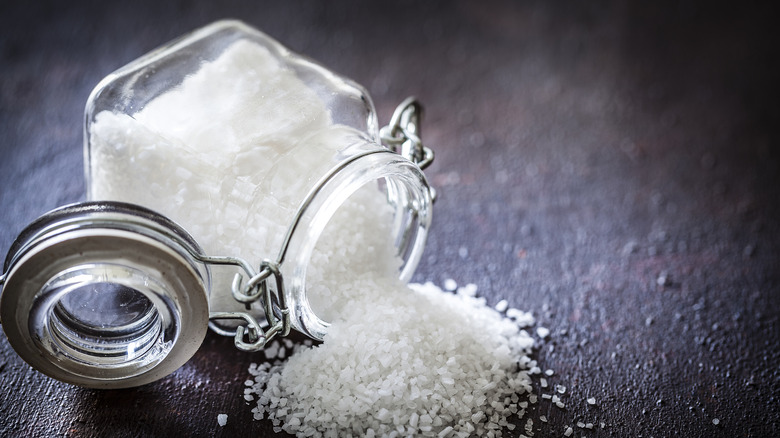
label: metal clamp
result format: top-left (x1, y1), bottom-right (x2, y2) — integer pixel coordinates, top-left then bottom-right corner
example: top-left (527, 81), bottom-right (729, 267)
top-left (380, 97), bottom-right (434, 170)
top-left (197, 255), bottom-right (291, 352)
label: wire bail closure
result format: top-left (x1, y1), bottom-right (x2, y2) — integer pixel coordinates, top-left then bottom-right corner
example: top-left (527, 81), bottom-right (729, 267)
top-left (200, 255), bottom-right (291, 352)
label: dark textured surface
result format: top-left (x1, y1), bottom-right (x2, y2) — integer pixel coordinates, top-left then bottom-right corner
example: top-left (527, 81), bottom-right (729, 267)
top-left (1, 1), bottom-right (779, 437)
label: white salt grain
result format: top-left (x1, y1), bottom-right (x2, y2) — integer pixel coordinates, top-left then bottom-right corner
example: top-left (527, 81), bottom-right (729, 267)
top-left (712, 418), bottom-right (720, 425)
top-left (564, 426), bottom-right (573, 436)
top-left (587, 397), bottom-right (596, 405)
top-left (443, 278), bottom-right (458, 291)
top-left (217, 414), bottom-right (228, 427)
top-left (536, 327), bottom-right (550, 339)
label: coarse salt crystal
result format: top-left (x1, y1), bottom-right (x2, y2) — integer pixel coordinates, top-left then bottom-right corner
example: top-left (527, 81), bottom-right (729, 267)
top-left (217, 414), bottom-right (228, 427)
top-left (443, 278), bottom-right (458, 291)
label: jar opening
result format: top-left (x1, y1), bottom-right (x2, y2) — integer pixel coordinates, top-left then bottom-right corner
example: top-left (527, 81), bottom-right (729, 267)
top-left (282, 152), bottom-right (432, 340)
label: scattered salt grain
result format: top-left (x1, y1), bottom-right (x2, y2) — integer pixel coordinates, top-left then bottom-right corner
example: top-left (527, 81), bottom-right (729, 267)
top-left (540, 378), bottom-right (548, 388)
top-left (545, 369), bottom-right (555, 376)
top-left (507, 308), bottom-right (535, 327)
top-left (495, 299), bottom-right (509, 313)
top-left (443, 278), bottom-right (458, 291)
top-left (263, 342), bottom-right (280, 360)
top-left (564, 426), bottom-right (573, 436)
top-left (217, 414), bottom-right (228, 427)
top-left (712, 418), bottom-right (720, 425)
top-left (537, 327), bottom-right (550, 339)
top-left (587, 397), bottom-right (596, 405)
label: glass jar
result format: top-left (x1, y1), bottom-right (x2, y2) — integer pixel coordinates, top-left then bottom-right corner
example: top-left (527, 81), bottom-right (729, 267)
top-left (0, 20), bottom-right (433, 388)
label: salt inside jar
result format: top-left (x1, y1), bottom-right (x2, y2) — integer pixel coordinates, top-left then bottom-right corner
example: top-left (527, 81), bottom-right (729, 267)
top-left (0, 20), bottom-right (433, 388)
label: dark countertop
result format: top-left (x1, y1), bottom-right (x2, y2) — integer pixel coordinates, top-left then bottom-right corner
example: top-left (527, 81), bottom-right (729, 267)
top-left (1, 1), bottom-right (778, 437)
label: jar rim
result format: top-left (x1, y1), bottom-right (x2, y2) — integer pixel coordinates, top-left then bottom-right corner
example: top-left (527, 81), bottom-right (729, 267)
top-left (280, 150), bottom-right (433, 341)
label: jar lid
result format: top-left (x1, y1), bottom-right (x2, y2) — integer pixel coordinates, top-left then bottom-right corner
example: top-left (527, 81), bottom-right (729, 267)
top-left (0, 202), bottom-right (210, 388)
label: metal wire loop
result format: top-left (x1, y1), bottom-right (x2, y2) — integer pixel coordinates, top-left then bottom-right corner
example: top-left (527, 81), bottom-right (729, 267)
top-left (380, 97), bottom-right (434, 170)
top-left (200, 255), bottom-right (290, 351)
top-left (208, 312), bottom-right (266, 351)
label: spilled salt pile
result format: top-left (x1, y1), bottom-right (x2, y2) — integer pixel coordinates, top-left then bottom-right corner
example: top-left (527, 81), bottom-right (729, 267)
top-left (244, 165), bottom-right (540, 437)
top-left (248, 279), bottom-right (538, 437)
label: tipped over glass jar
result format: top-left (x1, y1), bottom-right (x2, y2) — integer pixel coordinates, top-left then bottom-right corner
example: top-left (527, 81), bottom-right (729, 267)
top-left (0, 20), bottom-right (434, 388)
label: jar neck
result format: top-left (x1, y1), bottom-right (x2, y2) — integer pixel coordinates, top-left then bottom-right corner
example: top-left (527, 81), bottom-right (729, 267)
top-left (279, 149), bottom-right (433, 340)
